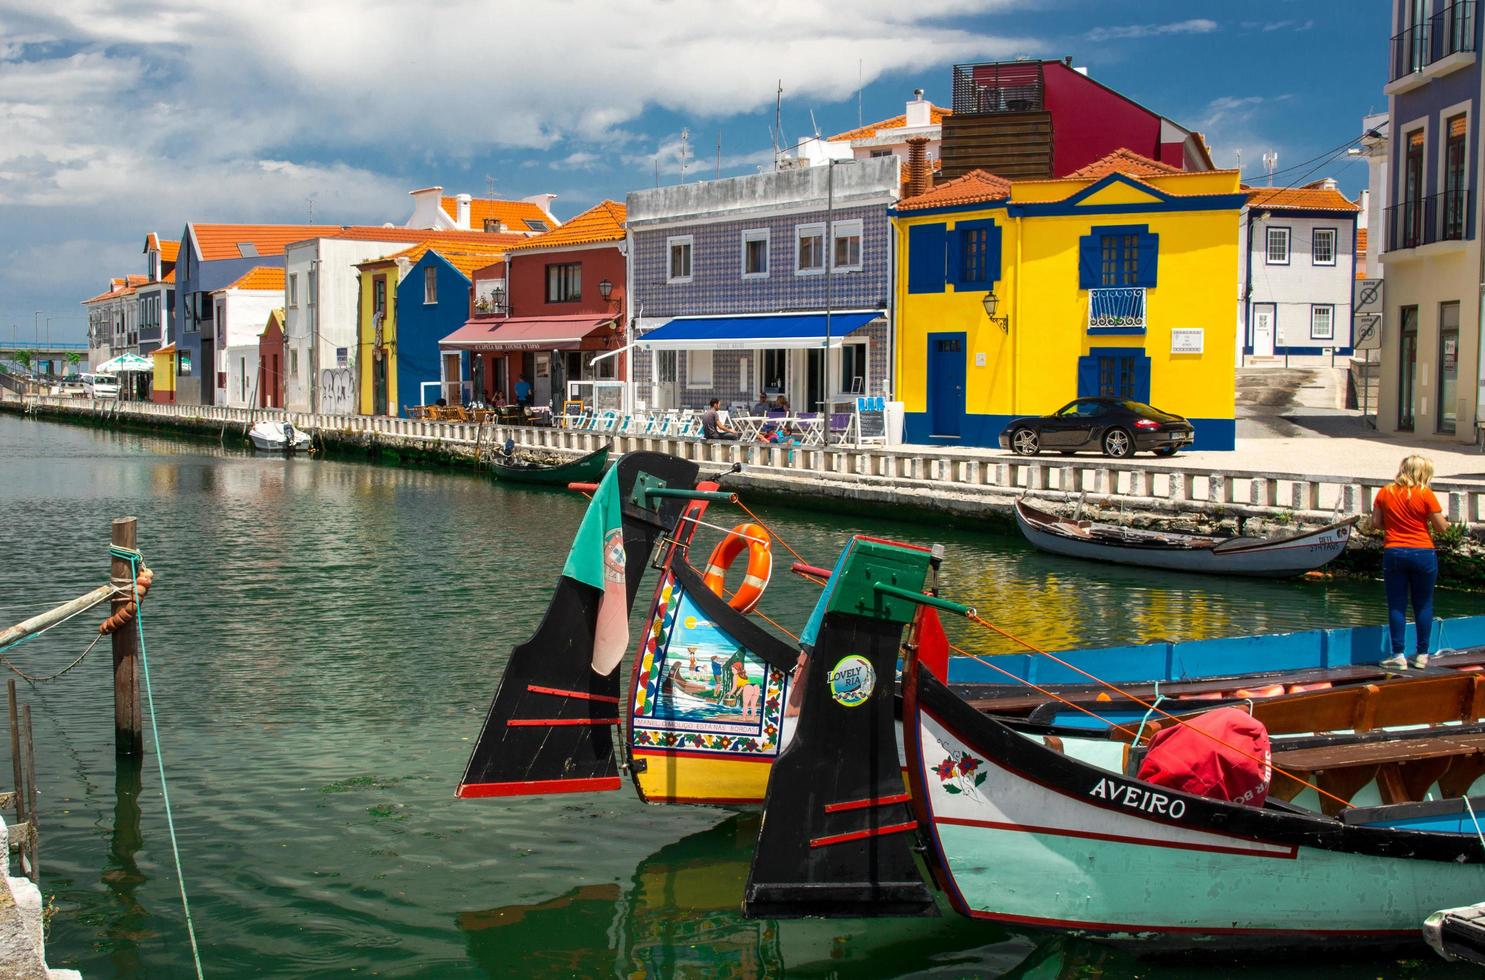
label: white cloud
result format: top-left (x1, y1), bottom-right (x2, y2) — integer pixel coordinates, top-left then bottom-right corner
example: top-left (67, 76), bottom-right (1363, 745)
top-left (1085, 19), bottom-right (1218, 42)
top-left (0, 0), bottom-right (1035, 331)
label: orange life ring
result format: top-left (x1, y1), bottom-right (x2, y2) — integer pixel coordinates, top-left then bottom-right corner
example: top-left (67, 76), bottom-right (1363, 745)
top-left (702, 523), bottom-right (772, 614)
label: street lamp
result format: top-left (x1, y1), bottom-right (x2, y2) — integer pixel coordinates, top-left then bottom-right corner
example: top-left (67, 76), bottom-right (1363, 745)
top-left (597, 278), bottom-right (614, 302)
top-left (982, 291), bottom-right (1008, 333)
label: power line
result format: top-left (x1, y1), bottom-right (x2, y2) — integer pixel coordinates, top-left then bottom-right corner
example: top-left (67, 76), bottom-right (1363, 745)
top-left (1239, 132), bottom-right (1369, 184)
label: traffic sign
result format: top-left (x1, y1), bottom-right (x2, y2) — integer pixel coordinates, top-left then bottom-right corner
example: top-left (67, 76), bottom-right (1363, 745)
top-left (1354, 313), bottom-right (1381, 350)
top-left (1354, 278), bottom-right (1383, 316)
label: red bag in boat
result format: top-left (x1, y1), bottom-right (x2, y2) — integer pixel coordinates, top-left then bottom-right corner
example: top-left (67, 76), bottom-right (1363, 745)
top-left (1136, 706), bottom-right (1271, 807)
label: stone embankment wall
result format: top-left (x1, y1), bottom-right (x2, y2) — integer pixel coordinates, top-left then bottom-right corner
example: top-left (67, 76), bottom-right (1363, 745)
top-left (0, 814), bottom-right (78, 979)
top-left (7, 393), bottom-right (1484, 586)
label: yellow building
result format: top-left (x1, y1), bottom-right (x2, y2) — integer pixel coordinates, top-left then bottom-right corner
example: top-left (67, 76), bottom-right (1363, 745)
top-left (150, 343), bottom-right (177, 403)
top-left (894, 150), bottom-right (1244, 451)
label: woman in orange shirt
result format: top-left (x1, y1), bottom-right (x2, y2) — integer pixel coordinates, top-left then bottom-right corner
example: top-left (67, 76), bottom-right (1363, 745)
top-left (1371, 455), bottom-right (1450, 670)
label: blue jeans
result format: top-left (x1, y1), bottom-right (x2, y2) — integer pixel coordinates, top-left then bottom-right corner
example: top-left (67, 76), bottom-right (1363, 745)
top-left (1383, 548), bottom-right (1438, 655)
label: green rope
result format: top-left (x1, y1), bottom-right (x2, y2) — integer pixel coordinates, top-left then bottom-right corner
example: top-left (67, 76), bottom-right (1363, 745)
top-left (119, 548), bottom-right (205, 979)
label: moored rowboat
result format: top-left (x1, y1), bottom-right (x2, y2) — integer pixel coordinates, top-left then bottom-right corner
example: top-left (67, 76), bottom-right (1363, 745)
top-left (1013, 498), bottom-right (1355, 577)
top-left (488, 444), bottom-right (610, 486)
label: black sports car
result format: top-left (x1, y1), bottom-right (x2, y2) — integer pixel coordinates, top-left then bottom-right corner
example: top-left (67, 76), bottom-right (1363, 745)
top-left (998, 398), bottom-right (1194, 458)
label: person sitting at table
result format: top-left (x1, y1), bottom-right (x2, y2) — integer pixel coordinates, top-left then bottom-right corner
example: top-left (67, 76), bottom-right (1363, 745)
top-left (773, 395), bottom-right (790, 412)
top-left (701, 398), bottom-right (738, 440)
top-left (752, 392), bottom-right (771, 415)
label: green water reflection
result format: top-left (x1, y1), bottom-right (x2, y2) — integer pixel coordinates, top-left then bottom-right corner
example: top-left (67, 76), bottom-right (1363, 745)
top-left (0, 414), bottom-right (1473, 977)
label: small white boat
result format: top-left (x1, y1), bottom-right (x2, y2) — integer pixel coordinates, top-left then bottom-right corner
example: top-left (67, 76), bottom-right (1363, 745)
top-left (1013, 498), bottom-right (1355, 577)
top-left (248, 420), bottom-right (313, 453)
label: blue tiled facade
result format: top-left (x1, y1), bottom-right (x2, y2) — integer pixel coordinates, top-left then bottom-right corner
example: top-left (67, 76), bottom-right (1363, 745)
top-left (627, 158), bottom-right (900, 413)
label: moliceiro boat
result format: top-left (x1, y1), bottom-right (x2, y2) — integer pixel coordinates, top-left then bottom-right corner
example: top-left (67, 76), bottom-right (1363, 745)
top-left (1013, 499), bottom-right (1355, 577)
top-left (487, 442), bottom-right (609, 486)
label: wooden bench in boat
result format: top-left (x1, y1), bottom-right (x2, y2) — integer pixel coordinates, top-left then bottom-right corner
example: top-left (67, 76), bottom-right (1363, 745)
top-left (1271, 730), bottom-right (1485, 816)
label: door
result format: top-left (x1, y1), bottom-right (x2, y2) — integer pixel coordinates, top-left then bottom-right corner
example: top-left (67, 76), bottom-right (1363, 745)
top-left (442, 352), bottom-right (462, 405)
top-left (200, 338), bottom-right (214, 404)
top-left (1438, 301), bottom-right (1460, 434)
top-left (373, 351), bottom-right (388, 416)
top-left (534, 353), bottom-right (552, 409)
top-left (1251, 304), bottom-right (1275, 357)
top-left (1399, 305), bottom-right (1418, 431)
top-left (927, 333), bottom-right (966, 438)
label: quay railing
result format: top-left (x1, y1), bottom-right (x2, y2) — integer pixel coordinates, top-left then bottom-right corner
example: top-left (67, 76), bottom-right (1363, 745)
top-left (13, 395), bottom-right (1485, 525)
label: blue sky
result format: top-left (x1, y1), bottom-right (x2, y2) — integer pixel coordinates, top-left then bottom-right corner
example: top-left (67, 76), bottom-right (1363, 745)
top-left (1, 1), bottom-right (1388, 344)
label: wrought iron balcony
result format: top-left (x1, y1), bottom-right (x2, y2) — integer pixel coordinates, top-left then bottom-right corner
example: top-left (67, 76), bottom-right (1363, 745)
top-left (1391, 0), bottom-right (1476, 81)
top-left (951, 61), bottom-right (1045, 115)
top-left (1386, 189), bottom-right (1473, 250)
top-left (1087, 287), bottom-right (1146, 333)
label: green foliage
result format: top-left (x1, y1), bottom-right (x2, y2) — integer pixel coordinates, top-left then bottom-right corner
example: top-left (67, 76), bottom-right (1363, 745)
top-left (12, 350), bottom-right (33, 372)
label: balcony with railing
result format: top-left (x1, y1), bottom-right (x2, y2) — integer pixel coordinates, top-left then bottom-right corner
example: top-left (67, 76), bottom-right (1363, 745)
top-left (1087, 287), bottom-right (1146, 334)
top-left (1385, 189), bottom-right (1473, 251)
top-left (1390, 1), bottom-right (1476, 85)
top-left (951, 62), bottom-right (1045, 115)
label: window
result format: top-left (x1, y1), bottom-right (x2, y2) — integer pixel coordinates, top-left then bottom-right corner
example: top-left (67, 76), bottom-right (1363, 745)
top-left (666, 236), bottom-right (693, 283)
top-left (1398, 305), bottom-right (1418, 430)
top-left (528, 219), bottom-right (549, 232)
top-left (832, 219), bottom-right (863, 272)
top-left (1403, 127), bottom-right (1425, 247)
top-left (1265, 226), bottom-right (1290, 264)
top-left (290, 348), bottom-right (299, 379)
top-left (1100, 234), bottom-right (1140, 286)
top-left (1445, 114), bottom-right (1468, 240)
top-left (686, 349), bottom-right (713, 388)
top-left (742, 229), bottom-right (769, 278)
top-left (868, 148), bottom-right (894, 158)
top-left (655, 350), bottom-right (678, 384)
top-left (424, 266), bottom-right (437, 304)
top-left (1310, 304), bottom-right (1335, 340)
top-left (307, 268), bottom-right (316, 306)
top-left (961, 226), bottom-right (994, 285)
top-left (840, 343), bottom-right (866, 394)
top-left (373, 276), bottom-right (387, 318)
top-left (795, 223), bottom-right (825, 274)
top-left (288, 273), bottom-right (299, 307)
top-left (178, 351), bottom-right (192, 376)
top-left (1311, 228), bottom-right (1336, 266)
top-left (546, 263), bottom-right (582, 302)
top-left (336, 347), bottom-right (349, 368)
top-left (761, 349), bottom-right (788, 392)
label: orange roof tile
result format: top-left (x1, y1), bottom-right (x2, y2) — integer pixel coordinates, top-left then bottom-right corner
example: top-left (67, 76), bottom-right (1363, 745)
top-left (1246, 186), bottom-right (1361, 213)
top-left (220, 266), bottom-right (286, 292)
top-left (439, 197), bottom-right (555, 233)
top-left (159, 239), bottom-right (180, 263)
top-left (1069, 148), bottom-right (1181, 180)
top-left (1357, 228), bottom-right (1369, 252)
top-left (897, 169), bottom-right (1012, 211)
top-left (145, 232), bottom-right (159, 251)
top-left (829, 105), bottom-right (951, 142)
top-left (504, 201), bottom-right (625, 253)
top-left (187, 224), bottom-right (527, 261)
top-left (360, 241), bottom-right (513, 279)
top-left (81, 275), bottom-right (149, 305)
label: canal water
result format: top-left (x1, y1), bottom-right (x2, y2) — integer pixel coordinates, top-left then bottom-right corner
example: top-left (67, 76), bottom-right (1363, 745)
top-left (0, 413), bottom-right (1474, 978)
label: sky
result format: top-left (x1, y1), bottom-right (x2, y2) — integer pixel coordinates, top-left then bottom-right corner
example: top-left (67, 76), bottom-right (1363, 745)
top-left (1, 1), bottom-right (1389, 345)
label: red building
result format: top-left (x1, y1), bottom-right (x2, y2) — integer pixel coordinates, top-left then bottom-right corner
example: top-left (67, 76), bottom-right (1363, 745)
top-left (941, 59), bottom-right (1214, 181)
top-left (441, 201), bottom-right (627, 412)
top-left (257, 308), bottom-right (286, 409)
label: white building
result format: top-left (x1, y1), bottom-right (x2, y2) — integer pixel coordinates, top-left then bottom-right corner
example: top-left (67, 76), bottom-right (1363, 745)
top-left (211, 267), bottom-right (284, 407)
top-left (1355, 112), bottom-right (1389, 280)
top-left (790, 91), bottom-right (945, 170)
top-left (1237, 181), bottom-right (1361, 363)
top-left (82, 275), bottom-right (146, 371)
top-left (402, 186), bottom-right (559, 234)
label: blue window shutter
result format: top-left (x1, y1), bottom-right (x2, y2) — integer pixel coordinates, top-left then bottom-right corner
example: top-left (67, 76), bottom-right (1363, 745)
top-left (1078, 235), bottom-right (1100, 289)
top-left (1133, 353), bottom-right (1152, 403)
top-left (986, 222), bottom-right (1002, 285)
top-left (1076, 356), bottom-right (1099, 398)
top-left (946, 229), bottom-right (963, 287)
top-left (908, 224), bottom-right (948, 294)
top-left (1135, 233), bottom-right (1159, 287)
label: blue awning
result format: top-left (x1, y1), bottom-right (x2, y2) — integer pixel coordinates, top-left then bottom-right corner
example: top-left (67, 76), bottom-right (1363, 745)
top-left (636, 311), bottom-right (883, 350)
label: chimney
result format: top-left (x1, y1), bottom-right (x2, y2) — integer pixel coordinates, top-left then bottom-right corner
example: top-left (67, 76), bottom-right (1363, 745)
top-left (455, 193), bottom-right (472, 230)
top-left (405, 185), bottom-right (445, 229)
top-left (906, 136), bottom-right (932, 197)
top-left (905, 89), bottom-right (932, 129)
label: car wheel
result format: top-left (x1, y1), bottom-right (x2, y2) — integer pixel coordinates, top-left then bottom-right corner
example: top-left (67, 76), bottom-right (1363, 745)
top-left (1011, 428), bottom-right (1040, 456)
top-left (1102, 428), bottom-right (1133, 458)
top-left (1154, 446), bottom-right (1179, 458)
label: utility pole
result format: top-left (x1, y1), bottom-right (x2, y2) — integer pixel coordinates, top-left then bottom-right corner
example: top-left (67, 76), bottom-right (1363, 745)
top-left (679, 128), bottom-right (690, 183)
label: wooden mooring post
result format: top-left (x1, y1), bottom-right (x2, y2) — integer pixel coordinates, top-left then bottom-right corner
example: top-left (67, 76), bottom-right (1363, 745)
top-left (6, 680), bottom-right (38, 882)
top-left (111, 517), bottom-right (143, 757)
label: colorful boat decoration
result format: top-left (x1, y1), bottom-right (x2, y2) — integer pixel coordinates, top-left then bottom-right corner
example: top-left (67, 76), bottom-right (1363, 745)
top-left (1013, 498), bottom-right (1356, 577)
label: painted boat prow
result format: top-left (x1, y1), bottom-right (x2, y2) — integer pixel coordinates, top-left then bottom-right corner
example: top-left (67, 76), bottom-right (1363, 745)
top-left (457, 451), bottom-right (699, 798)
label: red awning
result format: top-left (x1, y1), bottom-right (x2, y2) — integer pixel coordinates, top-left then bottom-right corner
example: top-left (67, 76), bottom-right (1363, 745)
top-left (440, 315), bottom-right (619, 352)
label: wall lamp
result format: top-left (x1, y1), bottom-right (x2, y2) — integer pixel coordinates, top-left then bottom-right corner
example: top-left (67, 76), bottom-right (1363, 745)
top-left (982, 291), bottom-right (1008, 333)
top-left (597, 278), bottom-right (614, 301)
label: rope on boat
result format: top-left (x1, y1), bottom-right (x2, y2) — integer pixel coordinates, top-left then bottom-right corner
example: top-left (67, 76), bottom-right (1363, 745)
top-left (113, 544), bottom-right (206, 980)
top-left (1465, 797), bottom-right (1485, 857)
top-left (735, 500), bottom-right (810, 567)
